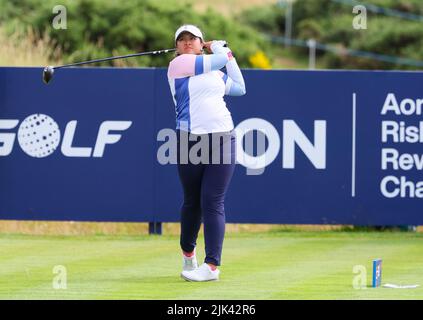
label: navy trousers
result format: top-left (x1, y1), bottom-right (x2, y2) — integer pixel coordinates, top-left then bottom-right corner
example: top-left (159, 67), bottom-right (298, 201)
top-left (177, 130), bottom-right (236, 266)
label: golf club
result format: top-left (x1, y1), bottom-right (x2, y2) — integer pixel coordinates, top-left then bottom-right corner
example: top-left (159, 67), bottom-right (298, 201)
top-left (42, 48), bottom-right (176, 84)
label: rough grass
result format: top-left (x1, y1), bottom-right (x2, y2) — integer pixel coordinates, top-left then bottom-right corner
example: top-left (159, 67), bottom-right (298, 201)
top-left (0, 231), bottom-right (422, 299)
top-left (0, 220), bottom-right (355, 236)
top-left (193, 0), bottom-right (279, 16)
top-left (0, 27), bottom-right (62, 67)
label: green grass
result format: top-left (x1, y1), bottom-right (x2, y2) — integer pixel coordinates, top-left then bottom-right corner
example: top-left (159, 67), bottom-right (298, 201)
top-left (0, 231), bottom-right (422, 299)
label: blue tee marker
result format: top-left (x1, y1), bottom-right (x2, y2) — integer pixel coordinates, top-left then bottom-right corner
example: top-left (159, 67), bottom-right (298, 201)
top-left (372, 259), bottom-right (382, 287)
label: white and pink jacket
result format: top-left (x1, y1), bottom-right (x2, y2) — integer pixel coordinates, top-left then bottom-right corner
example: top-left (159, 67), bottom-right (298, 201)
top-left (167, 44), bottom-right (246, 134)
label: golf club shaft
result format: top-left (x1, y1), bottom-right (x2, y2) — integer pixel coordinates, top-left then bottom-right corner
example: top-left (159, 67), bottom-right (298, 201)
top-left (54, 48), bottom-right (176, 70)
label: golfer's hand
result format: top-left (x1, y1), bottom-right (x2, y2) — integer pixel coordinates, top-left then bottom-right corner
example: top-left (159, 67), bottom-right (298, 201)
top-left (203, 40), bottom-right (228, 54)
top-left (210, 40), bottom-right (233, 60)
top-left (202, 41), bottom-right (213, 54)
top-left (211, 40), bottom-right (228, 52)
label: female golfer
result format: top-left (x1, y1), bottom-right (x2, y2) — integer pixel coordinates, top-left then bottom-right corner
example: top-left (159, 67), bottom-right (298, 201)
top-left (167, 24), bottom-right (246, 281)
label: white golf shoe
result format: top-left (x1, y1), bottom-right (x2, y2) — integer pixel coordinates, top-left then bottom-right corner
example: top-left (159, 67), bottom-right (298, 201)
top-left (182, 250), bottom-right (198, 272)
top-left (181, 263), bottom-right (220, 282)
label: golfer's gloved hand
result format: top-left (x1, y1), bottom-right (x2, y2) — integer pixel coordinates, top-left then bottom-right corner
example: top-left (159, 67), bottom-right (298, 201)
top-left (211, 40), bottom-right (231, 55)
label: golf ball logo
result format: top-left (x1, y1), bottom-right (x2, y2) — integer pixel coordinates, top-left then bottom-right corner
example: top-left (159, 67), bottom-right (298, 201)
top-left (17, 114), bottom-right (60, 158)
top-left (1, 115), bottom-right (131, 158)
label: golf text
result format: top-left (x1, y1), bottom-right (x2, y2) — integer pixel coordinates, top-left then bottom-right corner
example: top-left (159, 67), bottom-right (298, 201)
top-left (0, 114), bottom-right (132, 158)
top-left (380, 93), bottom-right (423, 198)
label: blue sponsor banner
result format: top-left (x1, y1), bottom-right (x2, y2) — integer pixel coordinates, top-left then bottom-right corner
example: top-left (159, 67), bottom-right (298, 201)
top-left (0, 67), bottom-right (422, 224)
top-left (0, 67), bottom-right (155, 222)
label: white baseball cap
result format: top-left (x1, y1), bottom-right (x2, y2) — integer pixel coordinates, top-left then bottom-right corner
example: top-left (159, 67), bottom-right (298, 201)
top-left (175, 24), bottom-right (204, 43)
